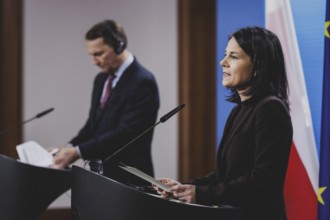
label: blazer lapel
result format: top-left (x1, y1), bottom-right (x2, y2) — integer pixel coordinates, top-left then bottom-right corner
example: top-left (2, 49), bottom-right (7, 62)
top-left (93, 59), bottom-right (137, 124)
top-left (91, 74), bottom-right (108, 124)
top-left (218, 106), bottom-right (240, 151)
top-left (110, 59), bottom-right (137, 93)
top-left (217, 106), bottom-right (240, 169)
top-left (219, 104), bottom-right (255, 164)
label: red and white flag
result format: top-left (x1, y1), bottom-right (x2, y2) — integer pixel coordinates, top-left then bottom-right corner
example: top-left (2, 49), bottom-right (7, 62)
top-left (266, 0), bottom-right (319, 219)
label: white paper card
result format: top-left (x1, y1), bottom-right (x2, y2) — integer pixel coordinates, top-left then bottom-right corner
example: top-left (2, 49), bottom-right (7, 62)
top-left (119, 163), bottom-right (170, 192)
top-left (16, 141), bottom-right (53, 167)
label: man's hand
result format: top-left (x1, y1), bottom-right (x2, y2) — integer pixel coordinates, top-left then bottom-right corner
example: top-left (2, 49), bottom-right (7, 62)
top-left (51, 147), bottom-right (79, 169)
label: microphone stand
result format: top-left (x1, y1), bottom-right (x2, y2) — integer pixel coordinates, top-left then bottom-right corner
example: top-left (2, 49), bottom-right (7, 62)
top-left (87, 104), bottom-right (185, 175)
top-left (0, 108), bottom-right (54, 136)
top-left (103, 104), bottom-right (185, 163)
top-left (103, 121), bottom-right (161, 163)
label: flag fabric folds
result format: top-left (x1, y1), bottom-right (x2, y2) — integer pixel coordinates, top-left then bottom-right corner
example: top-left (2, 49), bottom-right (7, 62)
top-left (318, 0), bottom-right (330, 219)
top-left (266, 0), bottom-right (319, 219)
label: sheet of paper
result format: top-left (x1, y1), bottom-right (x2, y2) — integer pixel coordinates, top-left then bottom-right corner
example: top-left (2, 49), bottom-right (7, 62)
top-left (119, 163), bottom-right (170, 192)
top-left (16, 141), bottom-right (53, 167)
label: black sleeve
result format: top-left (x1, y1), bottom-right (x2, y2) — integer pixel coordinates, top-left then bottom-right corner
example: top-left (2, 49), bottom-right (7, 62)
top-left (69, 74), bottom-right (102, 146)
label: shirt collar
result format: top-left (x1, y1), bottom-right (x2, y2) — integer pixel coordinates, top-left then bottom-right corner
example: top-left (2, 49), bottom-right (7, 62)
top-left (112, 51), bottom-right (134, 88)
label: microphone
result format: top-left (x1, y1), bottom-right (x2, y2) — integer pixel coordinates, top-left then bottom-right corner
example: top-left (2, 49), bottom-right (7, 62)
top-left (103, 104), bottom-right (185, 163)
top-left (160, 104), bottom-right (185, 123)
top-left (35, 108), bottom-right (54, 118)
top-left (0, 107), bottom-right (54, 136)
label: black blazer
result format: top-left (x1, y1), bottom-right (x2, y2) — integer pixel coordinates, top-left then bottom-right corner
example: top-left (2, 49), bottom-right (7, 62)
top-left (70, 58), bottom-right (160, 186)
top-left (193, 96), bottom-right (293, 220)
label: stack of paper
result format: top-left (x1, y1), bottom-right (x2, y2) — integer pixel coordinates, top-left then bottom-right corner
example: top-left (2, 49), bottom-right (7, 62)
top-left (16, 141), bottom-right (53, 167)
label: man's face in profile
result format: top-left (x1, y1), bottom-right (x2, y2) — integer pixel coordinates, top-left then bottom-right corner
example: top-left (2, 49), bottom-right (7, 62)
top-left (85, 37), bottom-right (120, 74)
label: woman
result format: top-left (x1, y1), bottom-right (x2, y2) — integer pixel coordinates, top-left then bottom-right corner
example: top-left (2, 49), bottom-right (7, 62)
top-left (155, 26), bottom-right (293, 220)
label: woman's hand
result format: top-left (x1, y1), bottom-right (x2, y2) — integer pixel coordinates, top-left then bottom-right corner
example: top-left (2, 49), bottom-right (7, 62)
top-left (153, 178), bottom-right (180, 198)
top-left (170, 184), bottom-right (196, 203)
top-left (154, 178), bottom-right (196, 203)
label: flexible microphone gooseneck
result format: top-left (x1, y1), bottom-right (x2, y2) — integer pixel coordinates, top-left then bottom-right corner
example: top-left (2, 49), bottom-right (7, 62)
top-left (103, 104), bottom-right (185, 163)
top-left (0, 108), bottom-right (55, 136)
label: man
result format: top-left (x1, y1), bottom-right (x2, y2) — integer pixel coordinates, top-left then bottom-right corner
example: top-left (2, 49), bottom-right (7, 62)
top-left (52, 20), bottom-right (160, 186)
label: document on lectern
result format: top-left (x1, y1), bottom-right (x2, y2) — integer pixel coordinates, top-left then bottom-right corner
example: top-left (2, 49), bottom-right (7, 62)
top-left (16, 140), bottom-right (53, 167)
top-left (119, 163), bottom-right (171, 192)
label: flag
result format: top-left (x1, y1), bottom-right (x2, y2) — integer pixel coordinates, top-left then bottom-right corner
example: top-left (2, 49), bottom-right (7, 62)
top-left (266, 0), bottom-right (319, 219)
top-left (318, 0), bottom-right (330, 219)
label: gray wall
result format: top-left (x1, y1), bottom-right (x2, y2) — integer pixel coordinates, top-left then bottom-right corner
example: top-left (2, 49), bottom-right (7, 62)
top-left (23, 0), bottom-right (177, 208)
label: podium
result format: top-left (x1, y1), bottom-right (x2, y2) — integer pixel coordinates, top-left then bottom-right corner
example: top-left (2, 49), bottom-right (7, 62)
top-left (0, 154), bottom-right (71, 220)
top-left (72, 166), bottom-right (242, 220)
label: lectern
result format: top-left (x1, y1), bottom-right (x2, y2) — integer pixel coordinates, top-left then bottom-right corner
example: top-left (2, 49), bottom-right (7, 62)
top-left (71, 166), bottom-right (242, 220)
top-left (0, 154), bottom-right (71, 220)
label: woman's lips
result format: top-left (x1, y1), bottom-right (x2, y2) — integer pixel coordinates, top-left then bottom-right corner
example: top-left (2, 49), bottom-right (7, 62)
top-left (223, 72), bottom-right (230, 78)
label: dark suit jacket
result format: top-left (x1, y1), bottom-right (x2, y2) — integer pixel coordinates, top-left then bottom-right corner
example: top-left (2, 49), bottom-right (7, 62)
top-left (193, 96), bottom-right (293, 220)
top-left (70, 58), bottom-right (159, 186)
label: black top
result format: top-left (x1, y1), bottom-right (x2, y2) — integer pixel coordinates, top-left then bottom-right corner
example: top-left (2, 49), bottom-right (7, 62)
top-left (192, 95), bottom-right (293, 220)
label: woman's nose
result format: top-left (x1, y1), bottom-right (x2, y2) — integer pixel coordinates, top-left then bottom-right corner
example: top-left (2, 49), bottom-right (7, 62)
top-left (220, 57), bottom-right (227, 67)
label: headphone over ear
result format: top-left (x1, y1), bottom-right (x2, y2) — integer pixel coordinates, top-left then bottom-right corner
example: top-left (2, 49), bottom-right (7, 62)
top-left (114, 41), bottom-right (125, 55)
top-left (105, 22), bottom-right (126, 55)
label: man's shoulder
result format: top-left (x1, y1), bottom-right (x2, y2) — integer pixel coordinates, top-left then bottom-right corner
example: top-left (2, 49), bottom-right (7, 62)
top-left (128, 60), bottom-right (156, 81)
